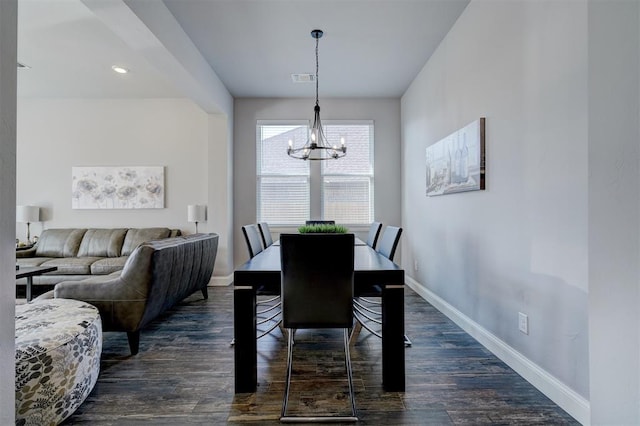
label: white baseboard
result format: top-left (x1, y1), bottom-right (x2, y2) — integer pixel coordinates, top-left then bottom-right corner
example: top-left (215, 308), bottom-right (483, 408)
top-left (405, 276), bottom-right (590, 426)
top-left (208, 273), bottom-right (233, 286)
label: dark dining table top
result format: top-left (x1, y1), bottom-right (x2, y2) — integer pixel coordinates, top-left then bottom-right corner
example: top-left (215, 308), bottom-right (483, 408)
top-left (271, 236), bottom-right (368, 246)
top-left (234, 243), bottom-right (403, 275)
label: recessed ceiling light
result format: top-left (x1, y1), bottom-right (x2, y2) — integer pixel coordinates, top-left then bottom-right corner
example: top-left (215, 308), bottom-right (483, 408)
top-left (111, 65), bottom-right (129, 74)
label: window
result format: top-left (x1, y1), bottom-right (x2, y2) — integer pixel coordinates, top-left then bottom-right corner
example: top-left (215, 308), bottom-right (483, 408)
top-left (257, 123), bottom-right (309, 225)
top-left (257, 120), bottom-right (374, 226)
top-left (321, 122), bottom-right (374, 224)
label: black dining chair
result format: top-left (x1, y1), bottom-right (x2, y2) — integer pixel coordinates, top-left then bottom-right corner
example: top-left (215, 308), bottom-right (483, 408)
top-left (241, 224), bottom-right (264, 258)
top-left (366, 221), bottom-right (382, 250)
top-left (240, 224), bottom-right (282, 341)
top-left (305, 220), bottom-right (335, 225)
top-left (353, 225), bottom-right (411, 346)
top-left (280, 233), bottom-right (358, 422)
top-left (258, 222), bottom-right (273, 248)
top-left (376, 225), bottom-right (402, 262)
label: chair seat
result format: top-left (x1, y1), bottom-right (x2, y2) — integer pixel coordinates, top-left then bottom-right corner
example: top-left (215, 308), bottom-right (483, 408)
top-left (357, 284), bottom-right (383, 297)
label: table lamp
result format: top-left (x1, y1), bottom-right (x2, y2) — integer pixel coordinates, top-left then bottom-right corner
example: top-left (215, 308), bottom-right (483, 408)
top-left (17, 205), bottom-right (40, 243)
top-left (187, 204), bottom-right (206, 233)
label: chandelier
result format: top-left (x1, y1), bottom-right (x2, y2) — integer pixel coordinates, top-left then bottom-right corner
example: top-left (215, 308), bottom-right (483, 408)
top-left (287, 29), bottom-right (347, 161)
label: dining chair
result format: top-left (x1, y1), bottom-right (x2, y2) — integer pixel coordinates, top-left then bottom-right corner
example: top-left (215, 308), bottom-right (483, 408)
top-left (241, 224), bottom-right (264, 258)
top-left (280, 233), bottom-right (357, 422)
top-left (240, 224), bottom-right (282, 341)
top-left (366, 221), bottom-right (382, 250)
top-left (376, 225), bottom-right (402, 262)
top-left (353, 225), bottom-right (411, 346)
top-left (258, 222), bottom-right (273, 248)
top-left (305, 220), bottom-right (335, 225)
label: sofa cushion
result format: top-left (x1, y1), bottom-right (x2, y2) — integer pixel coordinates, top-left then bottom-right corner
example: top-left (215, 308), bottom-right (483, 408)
top-left (35, 229), bottom-right (87, 258)
top-left (41, 257), bottom-right (103, 275)
top-left (78, 228), bottom-right (127, 257)
top-left (16, 257), bottom-right (54, 267)
top-left (90, 256), bottom-right (128, 275)
top-left (121, 228), bottom-right (171, 256)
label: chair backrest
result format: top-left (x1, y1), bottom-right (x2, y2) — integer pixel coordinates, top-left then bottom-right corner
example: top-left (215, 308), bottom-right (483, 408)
top-left (280, 233), bottom-right (354, 329)
top-left (305, 220), bottom-right (335, 225)
top-left (366, 221), bottom-right (382, 249)
top-left (258, 222), bottom-right (273, 248)
top-left (241, 224), bottom-right (263, 258)
top-left (376, 226), bottom-right (402, 262)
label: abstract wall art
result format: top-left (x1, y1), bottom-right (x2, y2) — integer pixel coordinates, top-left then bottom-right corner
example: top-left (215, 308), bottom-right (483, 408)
top-left (426, 118), bottom-right (485, 196)
top-left (72, 166), bottom-right (165, 209)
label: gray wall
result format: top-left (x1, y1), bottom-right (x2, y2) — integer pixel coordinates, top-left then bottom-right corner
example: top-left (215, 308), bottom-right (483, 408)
top-left (402, 0), bottom-right (589, 400)
top-left (402, 0), bottom-right (640, 423)
top-left (0, 1), bottom-right (17, 420)
top-left (588, 0), bottom-right (640, 424)
top-left (233, 98), bottom-right (400, 265)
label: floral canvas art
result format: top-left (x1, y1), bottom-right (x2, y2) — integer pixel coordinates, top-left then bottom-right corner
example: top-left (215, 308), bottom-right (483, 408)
top-left (72, 166), bottom-right (164, 209)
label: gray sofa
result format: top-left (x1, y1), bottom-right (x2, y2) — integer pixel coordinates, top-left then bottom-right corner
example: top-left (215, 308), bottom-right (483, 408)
top-left (42, 233), bottom-right (218, 354)
top-left (16, 227), bottom-right (181, 287)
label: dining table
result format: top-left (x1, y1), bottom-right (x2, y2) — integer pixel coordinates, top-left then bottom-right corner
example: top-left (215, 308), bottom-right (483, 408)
top-left (233, 240), bottom-right (405, 393)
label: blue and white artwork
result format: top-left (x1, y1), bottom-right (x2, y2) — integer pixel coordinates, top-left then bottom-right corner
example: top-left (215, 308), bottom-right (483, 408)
top-left (426, 118), bottom-right (485, 196)
top-left (72, 166), bottom-right (165, 209)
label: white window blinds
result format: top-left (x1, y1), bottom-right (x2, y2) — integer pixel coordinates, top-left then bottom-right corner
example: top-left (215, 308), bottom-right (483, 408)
top-left (321, 123), bottom-right (374, 225)
top-left (257, 124), bottom-right (309, 225)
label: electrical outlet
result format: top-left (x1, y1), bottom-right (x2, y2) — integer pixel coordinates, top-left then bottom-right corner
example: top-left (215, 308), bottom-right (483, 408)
top-left (414, 260), bottom-right (419, 271)
top-left (518, 312), bottom-right (529, 335)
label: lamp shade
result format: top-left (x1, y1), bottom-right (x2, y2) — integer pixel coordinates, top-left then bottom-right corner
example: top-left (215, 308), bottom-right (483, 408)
top-left (187, 205), bottom-right (206, 223)
top-left (16, 205), bottom-right (40, 223)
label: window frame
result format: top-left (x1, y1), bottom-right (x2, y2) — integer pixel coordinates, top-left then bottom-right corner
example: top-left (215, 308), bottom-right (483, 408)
top-left (256, 119), bottom-right (375, 227)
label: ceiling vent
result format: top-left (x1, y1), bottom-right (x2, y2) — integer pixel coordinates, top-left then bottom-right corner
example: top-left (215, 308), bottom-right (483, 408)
top-left (291, 73), bottom-right (315, 83)
top-left (17, 62), bottom-right (30, 69)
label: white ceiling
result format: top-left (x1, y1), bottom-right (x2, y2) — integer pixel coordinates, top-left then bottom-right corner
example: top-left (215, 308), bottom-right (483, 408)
top-left (17, 0), bottom-right (469, 100)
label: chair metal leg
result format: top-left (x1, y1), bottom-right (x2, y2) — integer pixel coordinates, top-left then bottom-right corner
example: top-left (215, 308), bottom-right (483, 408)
top-left (353, 310), bottom-right (382, 339)
top-left (280, 328), bottom-right (358, 423)
top-left (354, 297), bottom-right (412, 347)
top-left (256, 295), bottom-right (283, 340)
top-left (349, 320), bottom-right (362, 344)
top-left (343, 328), bottom-right (358, 420)
top-left (281, 329), bottom-right (295, 419)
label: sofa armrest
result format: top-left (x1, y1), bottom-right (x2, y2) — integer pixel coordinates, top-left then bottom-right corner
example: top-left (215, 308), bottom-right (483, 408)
top-left (54, 273), bottom-right (148, 332)
top-left (54, 274), bottom-right (145, 301)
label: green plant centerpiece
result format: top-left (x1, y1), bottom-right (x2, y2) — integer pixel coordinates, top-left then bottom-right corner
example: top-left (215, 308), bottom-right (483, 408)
top-left (298, 224), bottom-right (349, 234)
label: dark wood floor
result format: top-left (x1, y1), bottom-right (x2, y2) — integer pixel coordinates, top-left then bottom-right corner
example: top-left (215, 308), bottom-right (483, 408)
top-left (62, 286), bottom-right (578, 425)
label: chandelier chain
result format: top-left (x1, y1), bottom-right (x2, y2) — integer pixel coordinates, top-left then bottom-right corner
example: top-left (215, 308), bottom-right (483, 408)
top-left (315, 35), bottom-right (319, 105)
